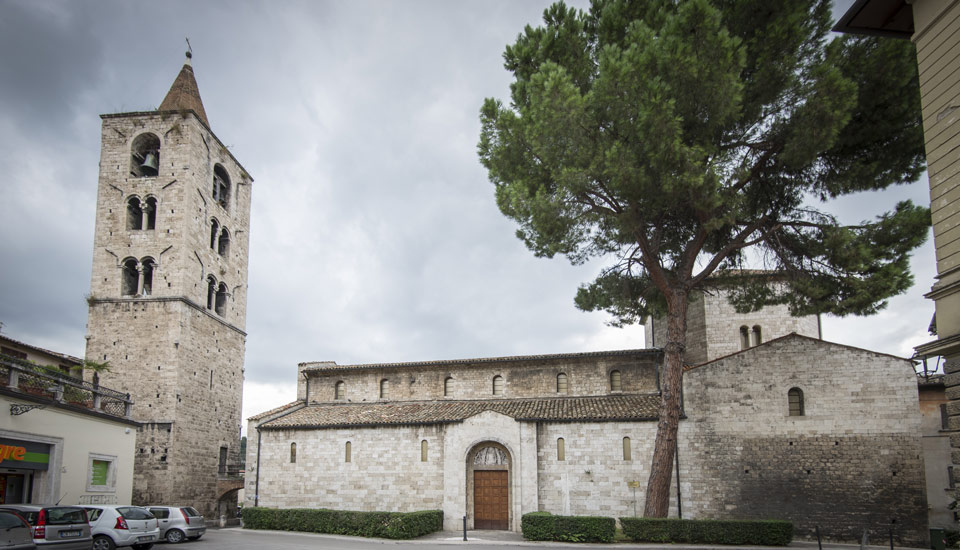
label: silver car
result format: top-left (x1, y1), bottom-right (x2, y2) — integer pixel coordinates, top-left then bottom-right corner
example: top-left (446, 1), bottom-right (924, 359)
top-left (0, 509), bottom-right (36, 550)
top-left (0, 505), bottom-right (91, 550)
top-left (85, 506), bottom-right (158, 550)
top-left (144, 507), bottom-right (205, 543)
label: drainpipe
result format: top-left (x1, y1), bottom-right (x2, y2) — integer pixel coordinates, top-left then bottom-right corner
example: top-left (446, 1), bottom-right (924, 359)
top-left (254, 425), bottom-right (262, 507)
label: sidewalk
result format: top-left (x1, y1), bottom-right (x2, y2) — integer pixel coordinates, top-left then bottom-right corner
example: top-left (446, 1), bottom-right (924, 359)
top-left (416, 530), bottom-right (927, 550)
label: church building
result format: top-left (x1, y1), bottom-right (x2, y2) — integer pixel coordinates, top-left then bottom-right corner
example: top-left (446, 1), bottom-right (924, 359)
top-left (84, 53), bottom-right (251, 517)
top-left (246, 288), bottom-right (927, 545)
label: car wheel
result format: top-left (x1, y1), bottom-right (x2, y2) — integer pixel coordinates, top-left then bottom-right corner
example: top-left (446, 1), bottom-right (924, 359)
top-left (132, 544), bottom-right (154, 550)
top-left (166, 529), bottom-right (186, 544)
top-left (93, 535), bottom-right (116, 550)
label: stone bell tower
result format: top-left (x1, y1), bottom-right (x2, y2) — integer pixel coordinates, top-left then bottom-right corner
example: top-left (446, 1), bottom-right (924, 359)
top-left (85, 52), bottom-right (251, 516)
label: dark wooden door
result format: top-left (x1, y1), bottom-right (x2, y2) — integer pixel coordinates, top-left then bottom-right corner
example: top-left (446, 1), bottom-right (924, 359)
top-left (474, 470), bottom-right (508, 529)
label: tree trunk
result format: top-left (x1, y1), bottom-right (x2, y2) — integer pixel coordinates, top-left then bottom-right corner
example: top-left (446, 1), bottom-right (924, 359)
top-left (643, 289), bottom-right (688, 517)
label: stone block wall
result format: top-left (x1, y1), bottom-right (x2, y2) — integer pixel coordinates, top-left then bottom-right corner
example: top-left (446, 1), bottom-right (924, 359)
top-left (536, 421), bottom-right (674, 519)
top-left (302, 352), bottom-right (660, 403)
top-left (645, 288), bottom-right (820, 364)
top-left (251, 424), bottom-right (445, 511)
top-left (86, 109), bottom-right (250, 517)
top-left (680, 335), bottom-right (927, 545)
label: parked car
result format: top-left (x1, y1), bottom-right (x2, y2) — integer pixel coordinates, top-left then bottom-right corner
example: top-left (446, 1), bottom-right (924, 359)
top-left (0, 504), bottom-right (90, 550)
top-left (84, 506), bottom-right (158, 550)
top-left (143, 507), bottom-right (204, 544)
top-left (0, 509), bottom-right (35, 550)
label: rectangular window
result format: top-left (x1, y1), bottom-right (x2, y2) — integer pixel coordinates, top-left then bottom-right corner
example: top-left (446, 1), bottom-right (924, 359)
top-left (941, 404), bottom-right (949, 430)
top-left (218, 446), bottom-right (228, 474)
top-left (87, 453), bottom-right (117, 493)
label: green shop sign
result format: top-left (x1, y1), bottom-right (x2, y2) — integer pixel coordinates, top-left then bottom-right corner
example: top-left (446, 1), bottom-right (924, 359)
top-left (0, 438), bottom-right (50, 470)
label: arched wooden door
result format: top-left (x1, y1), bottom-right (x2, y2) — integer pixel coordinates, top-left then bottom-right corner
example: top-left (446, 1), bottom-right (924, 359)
top-left (473, 470), bottom-right (508, 529)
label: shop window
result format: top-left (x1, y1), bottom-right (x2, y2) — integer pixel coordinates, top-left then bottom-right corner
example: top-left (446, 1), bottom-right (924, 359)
top-left (86, 453), bottom-right (117, 492)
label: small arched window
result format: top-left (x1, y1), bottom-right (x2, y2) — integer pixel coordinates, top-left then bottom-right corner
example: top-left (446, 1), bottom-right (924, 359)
top-left (752, 325), bottom-right (762, 346)
top-left (788, 387), bottom-right (804, 416)
top-left (206, 276), bottom-right (217, 310)
top-left (130, 132), bottom-right (160, 177)
top-left (344, 441), bottom-right (352, 463)
top-left (121, 258), bottom-right (139, 295)
top-left (492, 375), bottom-right (504, 396)
top-left (557, 438), bottom-right (565, 461)
top-left (335, 381), bottom-right (345, 400)
top-left (421, 440), bottom-right (428, 462)
top-left (610, 370), bottom-right (622, 392)
top-left (290, 442), bottom-right (297, 463)
top-left (623, 437), bottom-right (632, 461)
top-left (126, 197), bottom-right (143, 230)
top-left (444, 376), bottom-right (453, 397)
top-left (740, 325), bottom-right (750, 349)
top-left (144, 197), bottom-right (157, 230)
top-left (380, 378), bottom-right (390, 399)
top-left (215, 282), bottom-right (228, 316)
top-left (210, 219), bottom-right (220, 250)
top-left (218, 228), bottom-right (230, 256)
top-left (557, 373), bottom-right (568, 394)
top-left (213, 164), bottom-right (231, 209)
top-left (141, 258), bottom-right (155, 296)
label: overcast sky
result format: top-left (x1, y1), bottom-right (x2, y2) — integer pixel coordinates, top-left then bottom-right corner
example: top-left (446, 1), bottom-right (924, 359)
top-left (0, 0), bottom-right (936, 428)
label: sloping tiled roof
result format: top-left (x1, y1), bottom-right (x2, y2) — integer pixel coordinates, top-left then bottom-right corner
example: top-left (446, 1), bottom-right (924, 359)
top-left (0, 334), bottom-right (83, 365)
top-left (259, 394), bottom-right (661, 430)
top-left (300, 348), bottom-right (659, 373)
top-left (684, 332), bottom-right (913, 373)
top-left (158, 57), bottom-right (209, 127)
top-left (248, 400), bottom-right (304, 421)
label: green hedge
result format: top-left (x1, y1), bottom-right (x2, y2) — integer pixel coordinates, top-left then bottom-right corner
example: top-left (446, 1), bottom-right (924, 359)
top-left (241, 507), bottom-right (442, 539)
top-left (521, 512), bottom-right (615, 542)
top-left (619, 517), bottom-right (793, 546)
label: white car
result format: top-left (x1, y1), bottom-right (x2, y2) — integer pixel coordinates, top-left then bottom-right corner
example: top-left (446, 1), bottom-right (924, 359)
top-left (84, 506), bottom-right (159, 550)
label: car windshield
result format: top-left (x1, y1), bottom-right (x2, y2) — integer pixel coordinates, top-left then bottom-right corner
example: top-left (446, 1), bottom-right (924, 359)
top-left (118, 507), bottom-right (154, 520)
top-left (181, 507), bottom-right (200, 517)
top-left (0, 511), bottom-right (28, 529)
top-left (46, 507), bottom-right (87, 525)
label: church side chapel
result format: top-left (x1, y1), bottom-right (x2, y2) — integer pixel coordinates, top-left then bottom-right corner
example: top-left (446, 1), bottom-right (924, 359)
top-left (247, 286), bottom-right (927, 545)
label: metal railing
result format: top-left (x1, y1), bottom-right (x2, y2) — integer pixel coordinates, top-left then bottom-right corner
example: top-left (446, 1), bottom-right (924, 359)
top-left (1, 356), bottom-right (133, 419)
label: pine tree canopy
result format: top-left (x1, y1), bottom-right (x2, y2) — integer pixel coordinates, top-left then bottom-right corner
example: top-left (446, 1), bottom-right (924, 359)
top-left (478, 0), bottom-right (929, 323)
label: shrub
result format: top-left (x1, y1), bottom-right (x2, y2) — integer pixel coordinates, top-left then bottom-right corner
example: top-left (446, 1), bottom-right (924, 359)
top-left (241, 507), bottom-right (442, 539)
top-left (521, 512), bottom-right (615, 543)
top-left (619, 517), bottom-right (793, 546)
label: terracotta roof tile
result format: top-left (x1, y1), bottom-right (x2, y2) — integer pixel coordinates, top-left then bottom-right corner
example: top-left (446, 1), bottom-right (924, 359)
top-left (258, 394), bottom-right (660, 430)
top-left (248, 400), bottom-right (303, 421)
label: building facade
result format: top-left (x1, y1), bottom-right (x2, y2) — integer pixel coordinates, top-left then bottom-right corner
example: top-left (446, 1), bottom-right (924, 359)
top-left (1, 337), bottom-right (136, 506)
top-left (247, 292), bottom-right (927, 545)
top-left (84, 53), bottom-right (251, 516)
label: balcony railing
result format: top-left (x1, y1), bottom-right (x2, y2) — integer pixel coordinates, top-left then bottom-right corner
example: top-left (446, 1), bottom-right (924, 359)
top-left (1, 356), bottom-right (133, 419)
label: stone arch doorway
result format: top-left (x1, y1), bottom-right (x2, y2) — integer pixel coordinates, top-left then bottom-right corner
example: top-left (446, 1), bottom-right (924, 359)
top-left (466, 442), bottom-right (511, 530)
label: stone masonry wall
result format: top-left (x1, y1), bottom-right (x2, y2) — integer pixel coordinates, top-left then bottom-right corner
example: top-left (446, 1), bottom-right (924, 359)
top-left (304, 353), bottom-right (659, 403)
top-left (680, 335), bottom-right (927, 545)
top-left (646, 288), bottom-right (820, 364)
top-left (252, 425), bottom-right (445, 511)
top-left (87, 109), bottom-right (250, 517)
top-left (536, 421), bottom-right (676, 519)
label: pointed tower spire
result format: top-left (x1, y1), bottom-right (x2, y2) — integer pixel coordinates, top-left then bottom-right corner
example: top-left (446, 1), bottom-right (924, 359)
top-left (158, 50), bottom-right (210, 127)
